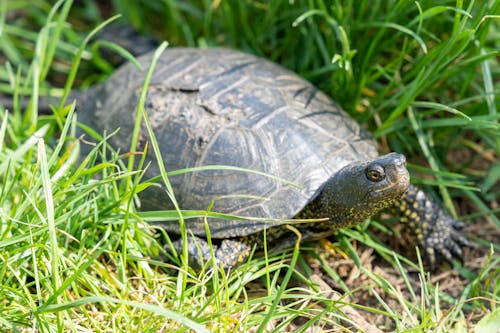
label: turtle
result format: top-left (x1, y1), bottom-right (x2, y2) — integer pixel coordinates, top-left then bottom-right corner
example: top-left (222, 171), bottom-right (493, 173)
top-left (77, 47), bottom-right (470, 269)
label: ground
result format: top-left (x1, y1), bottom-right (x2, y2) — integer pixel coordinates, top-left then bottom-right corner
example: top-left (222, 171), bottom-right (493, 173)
top-left (303, 216), bottom-right (499, 331)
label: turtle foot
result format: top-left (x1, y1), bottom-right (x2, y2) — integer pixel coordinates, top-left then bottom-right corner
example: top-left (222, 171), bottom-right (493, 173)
top-left (169, 236), bottom-right (251, 270)
top-left (392, 185), bottom-right (472, 269)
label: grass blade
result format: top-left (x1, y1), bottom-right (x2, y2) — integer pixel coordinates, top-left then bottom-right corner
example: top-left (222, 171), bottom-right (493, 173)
top-left (37, 139), bottom-right (61, 329)
top-left (38, 296), bottom-right (210, 333)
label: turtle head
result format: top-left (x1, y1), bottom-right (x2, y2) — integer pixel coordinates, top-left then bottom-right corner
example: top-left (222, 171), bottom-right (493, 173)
top-left (312, 153), bottom-right (410, 226)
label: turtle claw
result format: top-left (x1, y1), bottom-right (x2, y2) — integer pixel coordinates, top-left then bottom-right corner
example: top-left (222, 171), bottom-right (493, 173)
top-left (422, 209), bottom-right (470, 268)
top-left (452, 227), bottom-right (474, 248)
top-left (439, 247), bottom-right (455, 266)
top-left (453, 219), bottom-right (465, 228)
top-left (439, 241), bottom-right (464, 266)
top-left (449, 241), bottom-right (464, 263)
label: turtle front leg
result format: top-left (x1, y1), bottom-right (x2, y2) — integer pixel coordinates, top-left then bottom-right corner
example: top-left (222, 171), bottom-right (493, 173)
top-left (392, 185), bottom-right (471, 267)
top-left (171, 236), bottom-right (252, 269)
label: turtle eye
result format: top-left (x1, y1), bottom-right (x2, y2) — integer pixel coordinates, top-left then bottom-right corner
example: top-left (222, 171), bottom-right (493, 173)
top-left (366, 164), bottom-right (385, 182)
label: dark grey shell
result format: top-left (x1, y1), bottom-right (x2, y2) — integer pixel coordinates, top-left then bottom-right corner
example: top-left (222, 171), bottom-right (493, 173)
top-left (78, 48), bottom-right (378, 237)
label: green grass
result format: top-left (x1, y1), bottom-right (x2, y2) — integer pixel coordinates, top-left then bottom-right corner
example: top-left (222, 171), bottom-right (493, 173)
top-left (1, 0), bottom-right (499, 331)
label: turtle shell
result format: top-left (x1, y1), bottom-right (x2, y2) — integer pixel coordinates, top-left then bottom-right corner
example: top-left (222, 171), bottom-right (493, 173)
top-left (78, 47), bottom-right (378, 237)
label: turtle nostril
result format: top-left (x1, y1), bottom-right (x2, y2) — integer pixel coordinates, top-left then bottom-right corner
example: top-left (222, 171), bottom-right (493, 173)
top-left (395, 155), bottom-right (407, 169)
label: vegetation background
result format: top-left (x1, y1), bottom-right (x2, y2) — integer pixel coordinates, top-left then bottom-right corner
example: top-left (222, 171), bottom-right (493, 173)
top-left (0, 0), bottom-right (499, 332)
